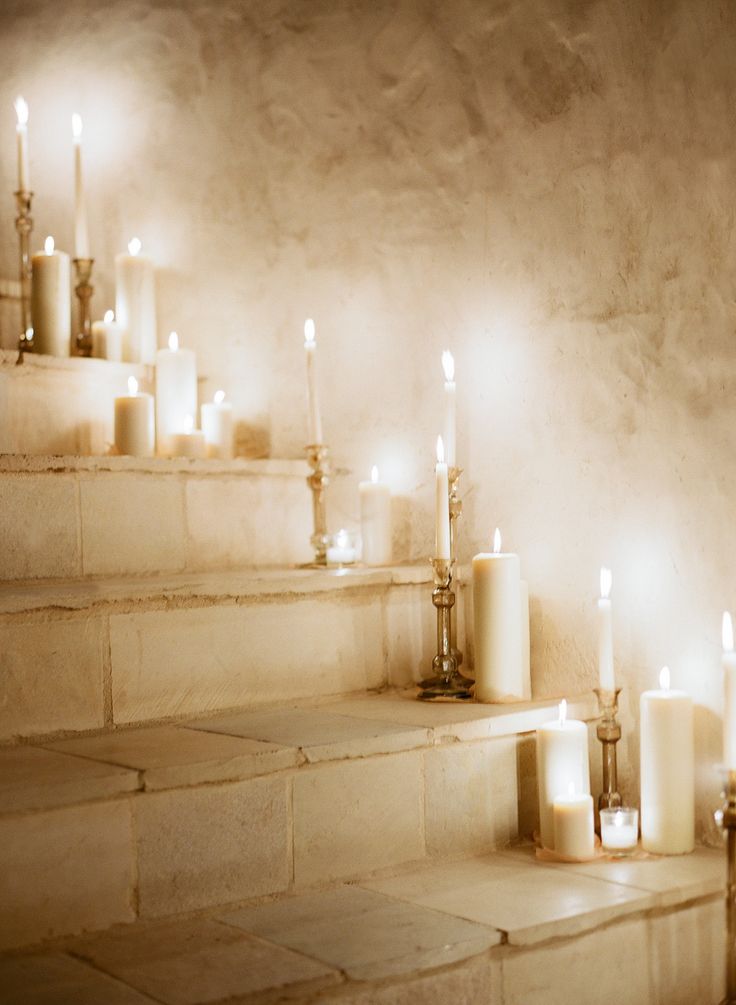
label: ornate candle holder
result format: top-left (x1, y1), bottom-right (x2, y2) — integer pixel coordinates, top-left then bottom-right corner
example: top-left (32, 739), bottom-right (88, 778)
top-left (594, 687), bottom-right (623, 812)
top-left (304, 444), bottom-right (330, 566)
top-left (14, 189), bottom-right (33, 353)
top-left (73, 257), bottom-right (94, 356)
top-left (448, 465), bottom-right (464, 668)
top-left (418, 557), bottom-right (473, 701)
top-left (716, 769), bottom-right (736, 1005)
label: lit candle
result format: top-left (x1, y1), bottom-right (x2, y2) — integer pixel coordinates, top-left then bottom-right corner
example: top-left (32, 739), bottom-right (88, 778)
top-left (71, 113), bottom-right (89, 259)
top-left (640, 666), bottom-right (694, 854)
top-left (115, 237), bottom-right (157, 363)
top-left (14, 96), bottom-right (29, 191)
top-left (600, 807), bottom-right (638, 854)
top-left (553, 782), bottom-right (595, 859)
top-left (359, 465), bottom-right (392, 566)
top-left (304, 318), bottom-right (323, 445)
top-left (326, 528), bottom-right (357, 565)
top-left (536, 699), bottom-right (591, 850)
top-left (723, 612), bottom-right (736, 770)
top-left (434, 436), bottom-right (450, 560)
top-left (441, 349), bottom-right (456, 468)
top-left (114, 376), bottom-right (154, 457)
top-left (168, 414), bottom-right (207, 459)
top-left (155, 331), bottom-right (198, 457)
top-left (201, 389), bottom-right (234, 460)
top-left (30, 236), bottom-right (71, 357)
top-left (597, 566), bottom-right (614, 691)
top-left (91, 309), bottom-right (125, 362)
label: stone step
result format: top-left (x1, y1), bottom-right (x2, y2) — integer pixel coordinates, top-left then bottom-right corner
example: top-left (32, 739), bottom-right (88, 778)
top-left (0, 565), bottom-right (450, 740)
top-left (0, 689), bottom-right (598, 952)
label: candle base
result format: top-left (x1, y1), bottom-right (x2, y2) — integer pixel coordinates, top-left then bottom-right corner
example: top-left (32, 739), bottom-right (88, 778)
top-left (418, 558), bottom-right (473, 701)
top-left (303, 443), bottom-right (330, 566)
top-left (73, 258), bottom-right (94, 357)
top-left (14, 189), bottom-right (33, 353)
top-left (716, 768), bottom-right (736, 1004)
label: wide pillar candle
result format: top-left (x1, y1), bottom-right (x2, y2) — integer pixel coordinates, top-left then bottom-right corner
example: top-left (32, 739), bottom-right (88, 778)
top-left (553, 788), bottom-right (594, 859)
top-left (115, 238), bottom-right (156, 363)
top-left (472, 529), bottom-right (524, 702)
top-left (201, 390), bottom-right (234, 460)
top-left (114, 377), bottom-right (154, 457)
top-left (156, 332), bottom-right (197, 456)
top-left (640, 667), bottom-right (694, 854)
top-left (536, 701), bottom-right (591, 850)
top-left (31, 237), bottom-right (70, 356)
top-left (359, 466), bottom-right (391, 566)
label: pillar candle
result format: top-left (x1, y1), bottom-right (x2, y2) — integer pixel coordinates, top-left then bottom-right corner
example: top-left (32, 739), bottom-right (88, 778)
top-left (31, 237), bottom-right (70, 357)
top-left (598, 566), bottom-right (615, 691)
top-left (536, 699), bottom-right (591, 850)
top-left (115, 237), bottom-right (156, 363)
top-left (723, 613), bottom-right (736, 770)
top-left (441, 349), bottom-right (456, 468)
top-left (472, 528), bottom-right (525, 702)
top-left (359, 466), bottom-right (392, 566)
top-left (114, 376), bottom-right (154, 457)
top-left (169, 415), bottom-right (206, 459)
top-left (553, 785), bottom-right (595, 859)
top-left (71, 114), bottom-right (89, 259)
top-left (92, 309), bottom-right (125, 361)
top-left (14, 96), bottom-right (29, 191)
top-left (640, 666), bottom-right (694, 855)
top-left (155, 331), bottom-right (198, 457)
top-left (304, 318), bottom-right (323, 444)
top-left (201, 390), bottom-right (234, 460)
top-left (434, 436), bottom-right (450, 560)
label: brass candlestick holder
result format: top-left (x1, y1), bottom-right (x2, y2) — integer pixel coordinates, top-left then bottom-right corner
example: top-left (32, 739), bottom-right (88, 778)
top-left (73, 257), bottom-right (94, 356)
top-left (716, 769), bottom-right (736, 1005)
top-left (594, 687), bottom-right (623, 812)
top-left (14, 189), bottom-right (33, 353)
top-left (304, 443), bottom-right (330, 566)
top-left (418, 557), bottom-right (473, 701)
top-left (448, 465), bottom-right (464, 667)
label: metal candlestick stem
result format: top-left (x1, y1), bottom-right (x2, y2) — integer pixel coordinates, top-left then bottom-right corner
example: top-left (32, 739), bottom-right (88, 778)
top-left (304, 444), bottom-right (330, 566)
top-left (417, 558), bottom-right (473, 701)
top-left (73, 257), bottom-right (94, 356)
top-left (14, 189), bottom-right (33, 352)
top-left (594, 688), bottom-right (623, 812)
top-left (716, 770), bottom-right (736, 1004)
top-left (448, 465), bottom-right (464, 667)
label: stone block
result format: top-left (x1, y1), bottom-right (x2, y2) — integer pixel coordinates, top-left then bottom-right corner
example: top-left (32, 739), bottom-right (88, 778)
top-left (384, 583), bottom-right (436, 687)
top-left (293, 751), bottom-right (424, 887)
top-left (0, 475), bottom-right (80, 580)
top-left (333, 953), bottom-right (502, 1005)
top-left (0, 952), bottom-right (155, 1004)
top-left (0, 747), bottom-right (138, 814)
top-left (648, 897), bottom-right (725, 1005)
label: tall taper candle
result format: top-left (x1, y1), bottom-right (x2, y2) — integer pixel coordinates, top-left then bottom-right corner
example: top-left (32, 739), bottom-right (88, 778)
top-left (31, 237), bottom-right (70, 356)
top-left (598, 566), bottom-right (614, 691)
top-left (71, 113), bottom-right (89, 259)
top-left (442, 349), bottom-right (456, 468)
top-left (14, 96), bottom-right (29, 191)
top-left (723, 613), bottom-right (736, 770)
top-left (304, 318), bottom-right (323, 444)
top-left (435, 436), bottom-right (450, 560)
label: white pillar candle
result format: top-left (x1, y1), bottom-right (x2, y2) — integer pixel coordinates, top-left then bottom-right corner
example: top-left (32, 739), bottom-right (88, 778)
top-left (640, 666), bottom-right (694, 855)
top-left (115, 237), bottom-right (157, 363)
top-left (201, 389), bottom-right (234, 460)
top-left (723, 613), bottom-right (736, 771)
top-left (31, 237), bottom-right (70, 357)
top-left (536, 699), bottom-right (591, 850)
top-left (14, 96), bottom-right (29, 191)
top-left (598, 566), bottom-right (615, 691)
top-left (472, 528), bottom-right (524, 702)
top-left (92, 309), bottom-right (125, 361)
top-left (441, 349), bottom-right (456, 468)
top-left (114, 376), bottom-right (154, 457)
top-left (169, 415), bottom-right (206, 459)
top-left (359, 465), bottom-right (392, 566)
top-left (434, 436), bottom-right (450, 560)
top-left (553, 784), bottom-right (595, 859)
top-left (304, 318), bottom-right (323, 444)
top-left (71, 114), bottom-right (89, 259)
top-left (155, 331), bottom-right (198, 457)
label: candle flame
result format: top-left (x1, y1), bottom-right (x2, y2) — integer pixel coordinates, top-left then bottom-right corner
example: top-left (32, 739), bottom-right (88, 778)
top-left (371, 465), bottom-right (379, 484)
top-left (183, 415), bottom-right (194, 434)
top-left (436, 435), bottom-right (445, 464)
top-left (168, 331), bottom-right (179, 352)
top-left (14, 95), bottom-right (28, 127)
top-left (659, 666), bottom-right (671, 690)
top-left (104, 309), bottom-right (115, 323)
top-left (724, 612), bottom-right (734, 652)
top-left (44, 235), bottom-right (54, 255)
top-left (23, 327), bottom-right (33, 342)
top-left (559, 698), bottom-right (567, 726)
top-left (304, 318), bottom-right (315, 344)
top-left (441, 349), bottom-right (455, 382)
top-left (128, 237), bottom-right (141, 256)
top-left (127, 376), bottom-right (138, 396)
top-left (336, 528), bottom-right (349, 547)
top-left (214, 389), bottom-right (226, 404)
top-left (71, 113), bottom-right (83, 139)
top-left (493, 527), bottom-right (502, 554)
top-left (600, 566), bottom-right (612, 599)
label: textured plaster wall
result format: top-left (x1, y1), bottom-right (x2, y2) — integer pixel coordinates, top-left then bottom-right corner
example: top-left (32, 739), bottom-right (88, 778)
top-left (2, 0), bottom-right (736, 837)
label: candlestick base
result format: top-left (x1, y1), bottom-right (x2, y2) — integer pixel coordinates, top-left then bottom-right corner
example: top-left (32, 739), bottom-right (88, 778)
top-left (716, 769), bottom-right (736, 1004)
top-left (418, 558), bottom-right (473, 701)
top-left (73, 257), bottom-right (94, 357)
top-left (304, 443), bottom-right (330, 566)
top-left (594, 687), bottom-right (623, 813)
top-left (14, 189), bottom-right (33, 353)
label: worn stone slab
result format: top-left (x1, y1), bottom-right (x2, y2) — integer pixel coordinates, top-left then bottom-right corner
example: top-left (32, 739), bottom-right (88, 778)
top-left (48, 725), bottom-right (298, 790)
top-left (0, 475), bottom-right (80, 580)
top-left (223, 884), bottom-right (499, 981)
top-left (648, 897), bottom-right (725, 1005)
top-left (293, 751), bottom-right (424, 887)
top-left (134, 775), bottom-right (289, 916)
top-left (330, 953), bottom-right (502, 1005)
top-left (0, 952), bottom-right (156, 1004)
top-left (0, 747), bottom-right (138, 814)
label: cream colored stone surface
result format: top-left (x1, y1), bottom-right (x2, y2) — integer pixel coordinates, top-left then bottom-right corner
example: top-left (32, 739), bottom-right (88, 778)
top-left (134, 775), bottom-right (289, 916)
top-left (223, 884), bottom-right (499, 981)
top-left (80, 475), bottom-right (186, 575)
top-left (0, 952), bottom-right (156, 1005)
top-left (648, 897), bottom-right (725, 1005)
top-left (424, 737), bottom-right (519, 856)
top-left (0, 746), bottom-right (138, 813)
top-left (293, 752), bottom-right (424, 886)
top-left (110, 596), bottom-right (386, 724)
top-left (0, 618), bottom-right (105, 739)
top-left (0, 476), bottom-right (79, 580)
top-left (0, 800), bottom-right (134, 950)
top-left (48, 725), bottom-right (299, 790)
top-left (72, 917), bottom-right (337, 1004)
top-left (330, 954), bottom-right (502, 1005)
top-left (384, 584), bottom-right (437, 687)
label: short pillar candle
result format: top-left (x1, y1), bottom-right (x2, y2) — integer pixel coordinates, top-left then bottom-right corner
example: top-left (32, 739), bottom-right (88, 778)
top-left (359, 466), bottom-right (391, 566)
top-left (201, 389), bottom-right (234, 459)
top-left (114, 376), bottom-right (154, 457)
top-left (169, 416), bottom-right (206, 458)
top-left (31, 236), bottom-right (70, 357)
top-left (553, 785), bottom-right (594, 859)
top-left (536, 699), bottom-right (591, 850)
top-left (92, 309), bottom-right (125, 361)
top-left (155, 331), bottom-right (198, 457)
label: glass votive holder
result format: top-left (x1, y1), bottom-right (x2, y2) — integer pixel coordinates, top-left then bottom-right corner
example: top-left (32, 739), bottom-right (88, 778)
top-left (600, 807), bottom-right (639, 856)
top-left (326, 529), bottom-right (358, 567)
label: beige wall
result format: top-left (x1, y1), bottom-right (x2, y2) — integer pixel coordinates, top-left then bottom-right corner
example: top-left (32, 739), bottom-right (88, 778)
top-left (2, 0), bottom-right (735, 837)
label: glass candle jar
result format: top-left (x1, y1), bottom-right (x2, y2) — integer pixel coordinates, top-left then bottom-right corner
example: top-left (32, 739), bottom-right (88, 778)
top-left (600, 807), bottom-right (639, 855)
